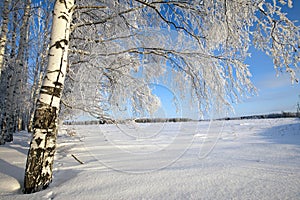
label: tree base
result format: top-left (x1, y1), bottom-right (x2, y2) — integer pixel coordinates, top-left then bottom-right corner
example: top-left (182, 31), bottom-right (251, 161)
top-left (23, 182), bottom-right (50, 194)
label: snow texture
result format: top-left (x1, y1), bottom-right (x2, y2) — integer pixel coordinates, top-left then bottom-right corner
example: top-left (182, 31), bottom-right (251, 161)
top-left (0, 118), bottom-right (299, 199)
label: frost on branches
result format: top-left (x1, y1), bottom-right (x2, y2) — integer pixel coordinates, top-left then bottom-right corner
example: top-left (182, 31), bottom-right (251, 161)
top-left (61, 0), bottom-right (299, 120)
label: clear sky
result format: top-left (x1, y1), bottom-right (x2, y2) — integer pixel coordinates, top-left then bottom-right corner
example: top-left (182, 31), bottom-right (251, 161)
top-left (233, 1), bottom-right (300, 117)
top-left (152, 1), bottom-right (300, 119)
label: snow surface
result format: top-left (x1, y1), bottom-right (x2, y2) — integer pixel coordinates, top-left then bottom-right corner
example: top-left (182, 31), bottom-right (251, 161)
top-left (0, 118), bottom-right (300, 199)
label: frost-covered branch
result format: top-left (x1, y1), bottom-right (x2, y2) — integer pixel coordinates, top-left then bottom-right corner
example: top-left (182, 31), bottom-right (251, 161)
top-left (254, 0), bottom-right (300, 82)
top-left (62, 0), bottom-right (299, 120)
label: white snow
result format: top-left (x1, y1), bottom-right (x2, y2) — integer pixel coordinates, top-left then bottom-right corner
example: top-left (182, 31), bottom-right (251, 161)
top-left (0, 118), bottom-right (300, 199)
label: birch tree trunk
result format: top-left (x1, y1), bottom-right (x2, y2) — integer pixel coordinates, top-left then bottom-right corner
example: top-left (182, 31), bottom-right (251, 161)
top-left (14, 0), bottom-right (31, 132)
top-left (24, 0), bottom-right (74, 193)
top-left (0, 0), bottom-right (10, 145)
top-left (2, 0), bottom-right (31, 143)
top-left (0, 0), bottom-right (10, 79)
top-left (0, 4), bottom-right (18, 144)
top-left (28, 6), bottom-right (51, 133)
top-left (28, 58), bottom-right (43, 133)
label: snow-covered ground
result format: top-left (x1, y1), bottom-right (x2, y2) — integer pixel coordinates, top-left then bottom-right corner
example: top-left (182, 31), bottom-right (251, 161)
top-left (0, 118), bottom-right (300, 199)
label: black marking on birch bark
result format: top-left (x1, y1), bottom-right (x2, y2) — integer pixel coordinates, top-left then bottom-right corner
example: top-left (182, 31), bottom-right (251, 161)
top-left (50, 39), bottom-right (68, 50)
top-left (41, 172), bottom-right (51, 186)
top-left (33, 106), bottom-right (57, 129)
top-left (62, 39), bottom-right (68, 45)
top-left (44, 75), bottom-right (51, 82)
top-left (35, 137), bottom-right (43, 146)
top-left (69, 4), bottom-right (75, 13)
top-left (59, 0), bottom-right (68, 9)
top-left (45, 160), bottom-right (49, 167)
top-left (35, 147), bottom-right (45, 159)
top-left (58, 14), bottom-right (68, 22)
top-left (54, 41), bottom-right (64, 49)
top-left (47, 69), bottom-right (65, 77)
top-left (53, 81), bottom-right (63, 86)
top-left (35, 100), bottom-right (42, 109)
top-left (46, 146), bottom-right (56, 154)
top-left (50, 37), bottom-right (68, 106)
top-left (40, 86), bottom-right (62, 98)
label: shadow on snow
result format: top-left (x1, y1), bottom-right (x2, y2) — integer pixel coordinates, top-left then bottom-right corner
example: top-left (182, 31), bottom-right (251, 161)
top-left (259, 118), bottom-right (300, 146)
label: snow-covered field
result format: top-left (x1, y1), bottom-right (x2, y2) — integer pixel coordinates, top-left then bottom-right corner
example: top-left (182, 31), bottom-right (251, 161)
top-left (0, 118), bottom-right (300, 199)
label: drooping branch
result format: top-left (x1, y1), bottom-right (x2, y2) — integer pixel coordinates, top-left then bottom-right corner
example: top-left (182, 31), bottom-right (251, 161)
top-left (71, 5), bottom-right (145, 31)
top-left (134, 0), bottom-right (205, 44)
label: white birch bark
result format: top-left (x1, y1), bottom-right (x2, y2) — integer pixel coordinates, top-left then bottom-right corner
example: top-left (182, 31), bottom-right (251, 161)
top-left (14, 0), bottom-right (31, 131)
top-left (28, 6), bottom-right (51, 133)
top-left (0, 0), bottom-right (10, 79)
top-left (24, 0), bottom-right (74, 193)
top-left (3, 0), bottom-right (31, 142)
top-left (0, 0), bottom-right (10, 145)
top-left (1, 4), bottom-right (18, 144)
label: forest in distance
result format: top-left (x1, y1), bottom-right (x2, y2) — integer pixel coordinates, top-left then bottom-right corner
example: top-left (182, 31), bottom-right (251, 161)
top-left (63, 111), bottom-right (300, 125)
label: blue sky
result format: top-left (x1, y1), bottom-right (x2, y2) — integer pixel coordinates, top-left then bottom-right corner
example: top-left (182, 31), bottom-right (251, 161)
top-left (233, 1), bottom-right (300, 117)
top-left (152, 1), bottom-right (300, 119)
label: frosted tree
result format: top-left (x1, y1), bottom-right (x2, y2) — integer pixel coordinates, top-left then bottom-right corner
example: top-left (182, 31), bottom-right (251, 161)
top-left (62, 0), bottom-right (299, 120)
top-left (10, 0), bottom-right (31, 132)
top-left (0, 0), bottom-right (32, 144)
top-left (0, 0), bottom-right (52, 143)
top-left (0, 0), bottom-right (10, 79)
top-left (0, 0), bottom-right (11, 144)
top-left (24, 0), bottom-right (299, 193)
top-left (27, 1), bottom-right (53, 132)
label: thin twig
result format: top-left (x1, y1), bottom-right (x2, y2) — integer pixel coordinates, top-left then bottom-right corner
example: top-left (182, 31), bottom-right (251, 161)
top-left (71, 154), bottom-right (84, 164)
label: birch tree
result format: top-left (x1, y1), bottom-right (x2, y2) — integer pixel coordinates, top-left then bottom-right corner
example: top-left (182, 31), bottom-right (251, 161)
top-left (24, 0), bottom-right (75, 193)
top-left (0, 0), bottom-right (52, 143)
top-left (27, 1), bottom-right (52, 132)
top-left (24, 0), bottom-right (299, 193)
top-left (11, 0), bottom-right (31, 132)
top-left (0, 0), bottom-right (11, 145)
top-left (0, 0), bottom-right (10, 79)
top-left (0, 0), bottom-right (31, 143)
top-left (1, 0), bottom-right (32, 143)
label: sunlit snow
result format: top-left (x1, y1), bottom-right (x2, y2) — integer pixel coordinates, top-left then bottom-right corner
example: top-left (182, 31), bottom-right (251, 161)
top-left (0, 118), bottom-right (299, 199)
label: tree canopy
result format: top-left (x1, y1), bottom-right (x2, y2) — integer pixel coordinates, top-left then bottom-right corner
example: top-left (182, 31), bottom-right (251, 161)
top-left (61, 0), bottom-right (300, 120)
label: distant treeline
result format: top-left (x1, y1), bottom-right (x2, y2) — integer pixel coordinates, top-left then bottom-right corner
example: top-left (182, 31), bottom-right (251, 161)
top-left (63, 112), bottom-right (300, 125)
top-left (133, 118), bottom-right (192, 123)
top-left (220, 112), bottom-right (300, 121)
top-left (63, 117), bottom-right (193, 125)
top-left (63, 118), bottom-right (118, 125)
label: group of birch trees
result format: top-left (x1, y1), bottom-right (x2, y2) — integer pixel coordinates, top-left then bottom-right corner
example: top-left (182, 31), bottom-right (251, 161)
top-left (0, 0), bottom-right (299, 194)
top-left (0, 0), bottom-right (53, 144)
